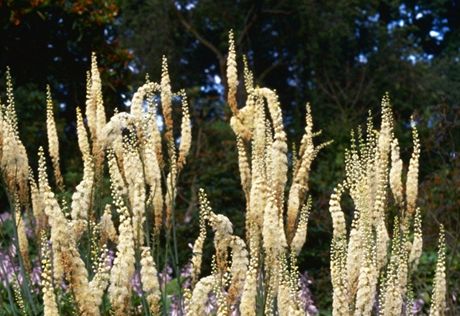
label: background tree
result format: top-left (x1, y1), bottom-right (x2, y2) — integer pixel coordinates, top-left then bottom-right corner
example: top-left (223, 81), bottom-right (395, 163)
top-left (0, 0), bottom-right (132, 181)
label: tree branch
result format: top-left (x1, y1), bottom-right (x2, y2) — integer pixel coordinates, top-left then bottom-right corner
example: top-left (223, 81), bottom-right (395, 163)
top-left (174, 7), bottom-right (225, 62)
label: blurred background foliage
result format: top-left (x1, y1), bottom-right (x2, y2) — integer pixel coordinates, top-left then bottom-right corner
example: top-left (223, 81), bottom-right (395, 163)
top-left (0, 0), bottom-right (459, 314)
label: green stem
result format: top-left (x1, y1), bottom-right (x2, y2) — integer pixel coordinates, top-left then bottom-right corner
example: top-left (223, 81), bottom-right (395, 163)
top-left (0, 246), bottom-right (19, 316)
top-left (162, 236), bottom-right (170, 315)
top-left (7, 188), bottom-right (38, 315)
top-left (170, 194), bottom-right (184, 313)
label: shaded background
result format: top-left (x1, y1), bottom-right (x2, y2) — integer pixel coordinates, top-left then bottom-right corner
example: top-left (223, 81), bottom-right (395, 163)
top-left (1, 0), bottom-right (459, 314)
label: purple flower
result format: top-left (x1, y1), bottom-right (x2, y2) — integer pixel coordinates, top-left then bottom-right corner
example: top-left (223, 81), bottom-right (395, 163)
top-left (0, 212), bottom-right (11, 223)
top-left (106, 249), bottom-right (115, 268)
top-left (131, 271), bottom-right (143, 296)
top-left (204, 292), bottom-right (217, 314)
top-left (159, 264), bottom-right (173, 287)
top-left (30, 260), bottom-right (42, 292)
top-left (0, 244), bottom-right (20, 287)
top-left (169, 294), bottom-right (185, 316)
top-left (180, 263), bottom-right (192, 290)
top-left (412, 298), bottom-right (424, 314)
top-left (298, 271), bottom-right (318, 315)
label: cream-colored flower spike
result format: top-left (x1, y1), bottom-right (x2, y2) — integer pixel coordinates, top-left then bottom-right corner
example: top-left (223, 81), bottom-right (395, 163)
top-left (226, 29), bottom-right (239, 116)
top-left (236, 135), bottom-right (251, 201)
top-left (243, 55), bottom-right (254, 93)
top-left (380, 218), bottom-right (404, 316)
top-left (222, 33), bottom-right (332, 314)
top-left (40, 232), bottom-right (59, 316)
top-left (165, 138), bottom-right (178, 231)
top-left (140, 247), bottom-right (161, 315)
top-left (123, 67), bottom-right (190, 235)
top-left (89, 246), bottom-right (111, 307)
top-left (429, 225), bottom-right (447, 316)
top-left (390, 138), bottom-right (403, 207)
top-left (122, 134), bottom-right (146, 245)
top-left (40, 147), bottom-right (100, 316)
top-left (409, 208), bottom-right (423, 269)
top-left (85, 70), bottom-right (96, 139)
top-left (189, 275), bottom-right (217, 316)
top-left (146, 94), bottom-right (164, 167)
top-left (227, 235), bottom-right (249, 306)
top-left (189, 189), bottom-right (250, 312)
top-left (208, 211), bottom-right (234, 275)
top-left (107, 149), bottom-right (127, 198)
top-left (0, 74), bottom-right (30, 203)
top-left (29, 169), bottom-right (46, 233)
top-left (161, 56), bottom-right (174, 146)
top-left (329, 184), bottom-right (346, 240)
top-left (354, 229), bottom-right (378, 316)
top-left (329, 184), bottom-right (349, 316)
top-left (5, 67), bottom-right (18, 131)
top-left (287, 104), bottom-right (332, 242)
top-left (14, 195), bottom-right (30, 272)
top-left (327, 95), bottom-right (447, 316)
top-left (99, 204), bottom-right (117, 244)
top-left (108, 195), bottom-right (135, 316)
top-left (191, 189), bottom-right (209, 287)
top-left (70, 148), bottom-right (94, 238)
top-left (76, 107), bottom-right (91, 158)
top-left (247, 96), bottom-right (266, 239)
top-left (2, 52), bottom-right (201, 316)
top-left (102, 112), bottom-right (136, 157)
top-left (256, 88), bottom-right (288, 208)
top-left (177, 89), bottom-right (192, 172)
top-left (130, 81), bottom-right (160, 120)
top-left (405, 119), bottom-right (420, 223)
top-left (240, 231), bottom-right (259, 316)
top-left (228, 33), bottom-right (254, 141)
top-left (92, 56), bottom-right (106, 141)
top-left (85, 53), bottom-right (104, 141)
top-left (46, 86), bottom-right (64, 191)
top-left (291, 198), bottom-right (312, 256)
top-left (286, 104), bottom-right (314, 241)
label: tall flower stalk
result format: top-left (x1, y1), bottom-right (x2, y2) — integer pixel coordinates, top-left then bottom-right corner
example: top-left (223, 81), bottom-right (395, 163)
top-left (0, 33), bottom-right (448, 316)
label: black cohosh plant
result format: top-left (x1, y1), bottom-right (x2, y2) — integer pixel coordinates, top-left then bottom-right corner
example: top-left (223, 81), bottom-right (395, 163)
top-left (0, 32), bottom-right (447, 316)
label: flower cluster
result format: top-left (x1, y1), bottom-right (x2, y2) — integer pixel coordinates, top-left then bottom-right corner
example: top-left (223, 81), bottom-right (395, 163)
top-left (0, 32), bottom-right (446, 316)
